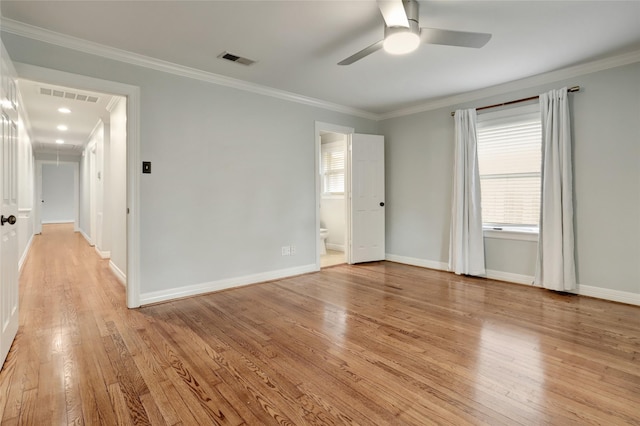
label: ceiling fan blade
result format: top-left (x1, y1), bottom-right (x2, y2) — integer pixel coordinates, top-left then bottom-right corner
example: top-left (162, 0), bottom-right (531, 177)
top-left (338, 40), bottom-right (384, 66)
top-left (420, 28), bottom-right (492, 48)
top-left (377, 0), bottom-right (409, 27)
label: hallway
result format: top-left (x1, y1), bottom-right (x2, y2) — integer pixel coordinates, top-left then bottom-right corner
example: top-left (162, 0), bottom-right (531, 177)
top-left (1, 224), bottom-right (639, 424)
top-left (0, 224), bottom-right (130, 424)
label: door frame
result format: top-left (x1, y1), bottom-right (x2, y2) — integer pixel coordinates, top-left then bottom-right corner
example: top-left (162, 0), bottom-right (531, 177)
top-left (35, 160), bottom-right (80, 234)
top-left (17, 63), bottom-right (141, 308)
top-left (314, 121), bottom-right (354, 270)
top-left (88, 146), bottom-right (97, 245)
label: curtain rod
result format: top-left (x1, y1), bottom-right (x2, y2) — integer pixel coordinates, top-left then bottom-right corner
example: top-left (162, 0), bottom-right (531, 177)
top-left (450, 86), bottom-right (580, 117)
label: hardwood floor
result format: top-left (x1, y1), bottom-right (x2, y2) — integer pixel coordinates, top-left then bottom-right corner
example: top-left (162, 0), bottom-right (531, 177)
top-left (1, 223), bottom-right (639, 425)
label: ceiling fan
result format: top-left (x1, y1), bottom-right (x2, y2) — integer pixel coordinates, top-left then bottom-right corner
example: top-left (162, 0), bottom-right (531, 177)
top-left (338, 0), bottom-right (492, 65)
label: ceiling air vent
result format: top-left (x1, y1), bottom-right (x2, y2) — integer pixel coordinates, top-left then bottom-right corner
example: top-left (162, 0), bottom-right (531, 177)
top-left (217, 51), bottom-right (256, 66)
top-left (39, 86), bottom-right (100, 103)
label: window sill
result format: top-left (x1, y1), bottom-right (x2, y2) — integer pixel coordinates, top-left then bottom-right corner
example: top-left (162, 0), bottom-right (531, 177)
top-left (322, 193), bottom-right (345, 200)
top-left (483, 227), bottom-right (538, 242)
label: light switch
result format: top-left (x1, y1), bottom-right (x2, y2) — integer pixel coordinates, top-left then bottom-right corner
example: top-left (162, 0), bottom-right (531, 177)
top-left (142, 161), bottom-right (151, 174)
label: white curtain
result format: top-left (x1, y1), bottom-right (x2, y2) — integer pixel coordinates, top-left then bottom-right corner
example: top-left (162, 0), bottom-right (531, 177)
top-left (449, 109), bottom-right (485, 276)
top-left (535, 87), bottom-right (576, 291)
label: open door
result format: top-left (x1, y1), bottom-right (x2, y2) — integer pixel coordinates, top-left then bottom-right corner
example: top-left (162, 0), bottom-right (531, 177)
top-left (350, 134), bottom-right (385, 263)
top-left (0, 41), bottom-right (20, 369)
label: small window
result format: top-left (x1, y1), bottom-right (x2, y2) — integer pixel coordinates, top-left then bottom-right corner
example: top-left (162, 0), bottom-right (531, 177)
top-left (321, 141), bottom-right (345, 195)
top-left (476, 104), bottom-right (541, 230)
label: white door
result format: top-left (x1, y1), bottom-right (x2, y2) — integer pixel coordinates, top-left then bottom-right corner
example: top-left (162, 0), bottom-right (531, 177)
top-left (350, 134), bottom-right (385, 263)
top-left (0, 42), bottom-right (20, 369)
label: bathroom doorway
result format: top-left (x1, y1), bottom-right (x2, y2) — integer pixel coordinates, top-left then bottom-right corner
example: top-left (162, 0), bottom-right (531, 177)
top-left (316, 123), bottom-right (351, 268)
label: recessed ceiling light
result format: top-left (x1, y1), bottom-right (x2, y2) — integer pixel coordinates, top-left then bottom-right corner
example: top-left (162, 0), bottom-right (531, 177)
top-left (58, 107), bottom-right (71, 114)
top-left (57, 124), bottom-right (68, 131)
top-left (55, 139), bottom-right (65, 144)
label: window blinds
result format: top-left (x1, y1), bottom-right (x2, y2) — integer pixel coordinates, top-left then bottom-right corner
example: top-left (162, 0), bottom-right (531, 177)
top-left (321, 143), bottom-right (345, 194)
top-left (476, 109), bottom-right (541, 227)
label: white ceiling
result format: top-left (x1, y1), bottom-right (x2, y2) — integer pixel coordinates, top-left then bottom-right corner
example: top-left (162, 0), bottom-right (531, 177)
top-left (17, 79), bottom-right (115, 156)
top-left (3, 1), bottom-right (640, 119)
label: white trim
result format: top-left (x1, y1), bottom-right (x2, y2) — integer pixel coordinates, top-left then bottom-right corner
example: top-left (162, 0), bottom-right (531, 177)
top-left (42, 220), bottom-right (74, 224)
top-left (378, 49), bottom-right (640, 120)
top-left (485, 269), bottom-right (535, 286)
top-left (315, 122), bottom-right (354, 271)
top-left (14, 62), bottom-right (142, 308)
top-left (326, 243), bottom-right (345, 252)
top-left (386, 254), bottom-right (640, 306)
top-left (385, 254), bottom-right (449, 271)
top-left (3, 18), bottom-right (638, 121)
top-left (79, 229), bottom-right (93, 246)
top-left (577, 285), bottom-right (640, 306)
top-left (0, 18), bottom-right (377, 121)
top-left (109, 260), bottom-right (126, 286)
top-left (18, 234), bottom-right (34, 272)
top-left (86, 118), bottom-right (104, 147)
top-left (139, 264), bottom-right (317, 306)
top-left (105, 96), bottom-right (120, 113)
top-left (126, 86), bottom-right (141, 308)
top-left (484, 229), bottom-right (538, 242)
top-left (94, 246), bottom-right (110, 259)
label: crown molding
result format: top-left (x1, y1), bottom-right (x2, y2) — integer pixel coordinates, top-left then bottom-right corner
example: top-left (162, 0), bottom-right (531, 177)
top-left (0, 18), bottom-right (379, 121)
top-left (378, 48), bottom-right (640, 120)
top-left (105, 95), bottom-right (121, 113)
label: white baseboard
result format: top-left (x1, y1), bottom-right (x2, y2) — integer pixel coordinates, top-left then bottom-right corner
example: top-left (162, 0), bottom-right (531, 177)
top-left (385, 253), bottom-right (448, 271)
top-left (385, 253), bottom-right (639, 306)
top-left (18, 234), bottom-right (34, 272)
top-left (485, 269), bottom-right (535, 286)
top-left (326, 243), bottom-right (345, 252)
top-left (109, 261), bottom-right (126, 286)
top-left (94, 246), bottom-right (111, 259)
top-left (79, 230), bottom-right (94, 246)
top-left (140, 263), bottom-right (318, 306)
top-left (578, 284), bottom-right (640, 306)
top-left (42, 220), bottom-right (74, 224)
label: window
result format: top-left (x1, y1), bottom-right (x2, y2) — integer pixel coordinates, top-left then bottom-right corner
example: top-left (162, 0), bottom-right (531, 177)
top-left (476, 104), bottom-right (541, 231)
top-left (321, 141), bottom-right (345, 195)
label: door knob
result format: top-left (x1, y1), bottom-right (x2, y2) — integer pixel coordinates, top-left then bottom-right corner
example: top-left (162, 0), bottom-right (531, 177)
top-left (379, 202), bottom-right (385, 207)
top-left (1, 215), bottom-right (17, 226)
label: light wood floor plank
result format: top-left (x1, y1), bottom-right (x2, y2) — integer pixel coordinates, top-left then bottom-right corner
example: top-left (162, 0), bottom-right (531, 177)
top-left (0, 223), bottom-right (638, 425)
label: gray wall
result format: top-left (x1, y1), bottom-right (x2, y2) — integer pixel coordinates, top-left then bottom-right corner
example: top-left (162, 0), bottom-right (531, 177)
top-left (6, 31), bottom-right (637, 301)
top-left (380, 62), bottom-right (640, 296)
top-left (2, 32), bottom-right (379, 296)
top-left (41, 163), bottom-right (75, 223)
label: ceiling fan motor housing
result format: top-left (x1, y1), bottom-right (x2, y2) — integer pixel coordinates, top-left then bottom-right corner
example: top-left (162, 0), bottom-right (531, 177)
top-left (403, 0), bottom-right (420, 23)
top-left (384, 19), bottom-right (420, 39)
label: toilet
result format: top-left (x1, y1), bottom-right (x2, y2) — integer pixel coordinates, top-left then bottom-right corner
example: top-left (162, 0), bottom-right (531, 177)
top-left (319, 228), bottom-right (329, 255)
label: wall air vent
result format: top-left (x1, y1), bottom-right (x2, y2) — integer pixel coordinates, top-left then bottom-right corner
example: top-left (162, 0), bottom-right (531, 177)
top-left (217, 51), bottom-right (256, 66)
top-left (39, 87), bottom-right (100, 103)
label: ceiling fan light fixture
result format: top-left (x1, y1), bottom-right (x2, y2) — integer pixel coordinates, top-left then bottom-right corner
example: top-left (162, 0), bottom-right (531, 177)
top-left (383, 27), bottom-right (420, 55)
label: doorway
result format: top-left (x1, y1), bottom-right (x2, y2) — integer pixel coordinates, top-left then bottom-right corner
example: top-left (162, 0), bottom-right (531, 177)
top-left (35, 161), bottom-right (80, 234)
top-left (16, 63), bottom-right (141, 308)
top-left (319, 131), bottom-right (348, 268)
top-left (315, 123), bottom-right (386, 270)
top-left (25, 79), bottom-right (125, 266)
top-left (315, 122), bottom-right (354, 269)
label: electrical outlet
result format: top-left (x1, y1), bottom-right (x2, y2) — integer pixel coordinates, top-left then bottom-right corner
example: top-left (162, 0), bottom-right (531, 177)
top-left (281, 246), bottom-right (291, 256)
top-left (290, 245), bottom-right (296, 255)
